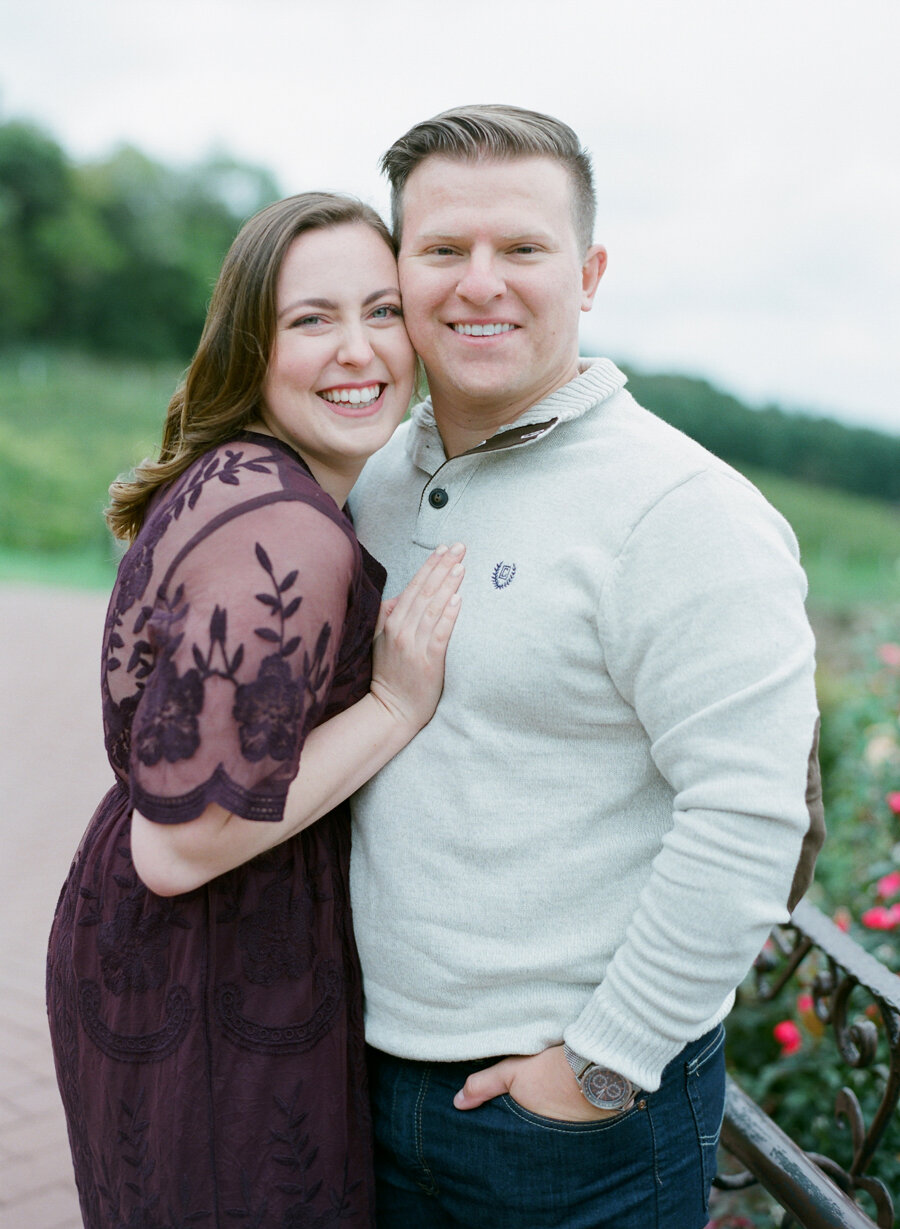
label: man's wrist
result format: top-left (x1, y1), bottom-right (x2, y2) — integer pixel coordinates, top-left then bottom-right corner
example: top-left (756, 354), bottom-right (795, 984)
top-left (563, 1044), bottom-right (637, 1111)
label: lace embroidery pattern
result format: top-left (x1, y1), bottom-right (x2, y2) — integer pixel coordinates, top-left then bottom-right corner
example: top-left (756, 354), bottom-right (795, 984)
top-left (134, 543), bottom-right (332, 773)
top-left (238, 878), bottom-right (316, 985)
top-left (96, 1090), bottom-right (212, 1226)
top-left (103, 447), bottom-right (281, 772)
top-left (233, 542), bottom-right (331, 761)
top-left (78, 981), bottom-right (194, 1063)
top-left (215, 961), bottom-right (343, 1055)
top-left (96, 894), bottom-right (188, 995)
top-left (270, 1081), bottom-right (363, 1226)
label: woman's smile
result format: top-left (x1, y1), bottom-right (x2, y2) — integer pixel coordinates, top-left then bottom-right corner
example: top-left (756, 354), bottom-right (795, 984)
top-left (318, 382), bottom-right (387, 413)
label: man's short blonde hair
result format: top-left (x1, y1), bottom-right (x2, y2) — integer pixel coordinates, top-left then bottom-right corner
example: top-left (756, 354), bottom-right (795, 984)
top-left (380, 104), bottom-right (596, 254)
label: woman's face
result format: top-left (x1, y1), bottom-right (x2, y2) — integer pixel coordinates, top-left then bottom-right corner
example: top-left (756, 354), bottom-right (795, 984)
top-left (258, 222), bottom-right (415, 501)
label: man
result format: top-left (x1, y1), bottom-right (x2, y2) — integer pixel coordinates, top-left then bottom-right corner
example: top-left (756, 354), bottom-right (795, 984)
top-left (349, 105), bottom-right (823, 1228)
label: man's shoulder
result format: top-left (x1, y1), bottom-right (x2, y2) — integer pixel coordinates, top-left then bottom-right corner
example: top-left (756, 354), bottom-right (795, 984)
top-left (562, 386), bottom-right (794, 551)
top-left (579, 385), bottom-right (745, 488)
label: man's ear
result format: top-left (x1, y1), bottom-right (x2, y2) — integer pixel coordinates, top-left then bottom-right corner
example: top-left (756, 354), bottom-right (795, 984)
top-left (581, 244), bottom-right (607, 311)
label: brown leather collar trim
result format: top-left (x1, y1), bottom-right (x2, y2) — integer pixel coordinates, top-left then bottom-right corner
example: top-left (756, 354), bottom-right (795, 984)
top-left (462, 418), bottom-right (560, 457)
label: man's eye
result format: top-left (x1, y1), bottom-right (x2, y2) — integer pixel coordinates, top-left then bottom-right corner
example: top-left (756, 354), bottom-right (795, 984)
top-left (430, 246), bottom-right (458, 257)
top-left (512, 245), bottom-right (540, 255)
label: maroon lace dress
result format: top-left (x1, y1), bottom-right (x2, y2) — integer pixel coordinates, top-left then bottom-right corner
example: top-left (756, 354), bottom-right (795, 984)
top-left (46, 432), bottom-right (384, 1228)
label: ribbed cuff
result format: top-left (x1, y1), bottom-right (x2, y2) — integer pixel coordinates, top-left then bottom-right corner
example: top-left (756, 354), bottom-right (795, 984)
top-left (563, 987), bottom-right (734, 1093)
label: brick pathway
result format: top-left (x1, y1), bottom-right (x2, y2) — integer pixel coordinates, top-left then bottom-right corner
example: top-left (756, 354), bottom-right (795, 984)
top-left (0, 585), bottom-right (110, 1228)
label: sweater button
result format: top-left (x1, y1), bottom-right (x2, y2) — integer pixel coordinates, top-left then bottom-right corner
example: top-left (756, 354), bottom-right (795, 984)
top-left (429, 488), bottom-right (449, 508)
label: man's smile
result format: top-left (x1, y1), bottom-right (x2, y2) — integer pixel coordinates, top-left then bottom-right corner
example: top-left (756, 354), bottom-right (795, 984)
top-left (449, 322), bottom-right (519, 337)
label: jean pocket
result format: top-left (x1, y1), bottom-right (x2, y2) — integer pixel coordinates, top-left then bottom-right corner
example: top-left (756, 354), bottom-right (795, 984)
top-left (500, 1093), bottom-right (643, 1134)
top-left (685, 1024), bottom-right (726, 1195)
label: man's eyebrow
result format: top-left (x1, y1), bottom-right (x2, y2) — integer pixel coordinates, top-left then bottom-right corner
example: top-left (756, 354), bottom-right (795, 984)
top-left (413, 231), bottom-right (555, 244)
top-left (278, 288), bottom-right (400, 318)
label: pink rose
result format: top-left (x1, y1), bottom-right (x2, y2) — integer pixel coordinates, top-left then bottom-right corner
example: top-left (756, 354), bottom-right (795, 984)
top-left (773, 1019), bottom-right (802, 1055)
top-left (887, 792), bottom-right (900, 816)
top-left (861, 904), bottom-right (900, 930)
top-left (877, 870), bottom-right (900, 900)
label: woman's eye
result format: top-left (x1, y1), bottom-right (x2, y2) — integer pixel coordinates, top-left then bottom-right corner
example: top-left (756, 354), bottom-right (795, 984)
top-left (290, 314), bottom-right (325, 328)
top-left (370, 304), bottom-right (403, 320)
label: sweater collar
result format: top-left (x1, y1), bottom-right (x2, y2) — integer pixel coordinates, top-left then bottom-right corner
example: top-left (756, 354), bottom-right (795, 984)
top-left (406, 358), bottom-right (627, 471)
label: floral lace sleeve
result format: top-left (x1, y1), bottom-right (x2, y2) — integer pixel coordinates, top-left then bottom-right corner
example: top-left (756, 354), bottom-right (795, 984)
top-left (127, 497), bottom-right (358, 825)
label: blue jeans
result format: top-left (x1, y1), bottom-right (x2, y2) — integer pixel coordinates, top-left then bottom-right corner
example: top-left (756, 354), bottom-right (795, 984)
top-left (367, 1024), bottom-right (725, 1228)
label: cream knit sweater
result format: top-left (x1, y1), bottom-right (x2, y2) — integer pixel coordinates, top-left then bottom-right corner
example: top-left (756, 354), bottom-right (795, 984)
top-left (349, 360), bottom-right (819, 1092)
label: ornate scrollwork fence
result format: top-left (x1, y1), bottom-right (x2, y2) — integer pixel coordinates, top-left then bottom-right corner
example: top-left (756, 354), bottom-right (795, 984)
top-left (716, 899), bottom-right (900, 1228)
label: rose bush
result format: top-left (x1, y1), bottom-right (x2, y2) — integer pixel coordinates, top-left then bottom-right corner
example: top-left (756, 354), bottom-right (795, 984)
top-left (709, 625), bottom-right (900, 1226)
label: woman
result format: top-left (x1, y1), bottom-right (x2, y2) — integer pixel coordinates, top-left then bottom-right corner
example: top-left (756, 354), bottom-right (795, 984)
top-left (46, 194), bottom-right (463, 1228)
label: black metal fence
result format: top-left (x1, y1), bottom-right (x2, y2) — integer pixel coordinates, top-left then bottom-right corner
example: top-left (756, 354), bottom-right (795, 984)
top-left (716, 900), bottom-right (900, 1227)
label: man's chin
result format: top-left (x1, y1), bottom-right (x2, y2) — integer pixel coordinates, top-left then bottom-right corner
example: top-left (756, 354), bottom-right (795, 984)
top-left (429, 360), bottom-right (522, 401)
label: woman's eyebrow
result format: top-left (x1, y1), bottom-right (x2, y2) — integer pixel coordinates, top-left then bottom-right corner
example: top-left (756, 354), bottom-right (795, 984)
top-left (363, 288), bottom-right (401, 306)
top-left (278, 296), bottom-right (336, 318)
top-left (278, 289), bottom-right (400, 318)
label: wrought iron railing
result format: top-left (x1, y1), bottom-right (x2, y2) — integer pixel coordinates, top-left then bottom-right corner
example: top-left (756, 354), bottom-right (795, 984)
top-left (716, 899), bottom-right (900, 1228)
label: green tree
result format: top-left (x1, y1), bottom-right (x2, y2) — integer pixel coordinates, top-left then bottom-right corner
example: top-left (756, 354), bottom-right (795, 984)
top-left (0, 119), bottom-right (73, 340)
top-left (0, 111), bottom-right (280, 359)
top-left (68, 146), bottom-right (279, 357)
top-left (623, 367), bottom-right (900, 503)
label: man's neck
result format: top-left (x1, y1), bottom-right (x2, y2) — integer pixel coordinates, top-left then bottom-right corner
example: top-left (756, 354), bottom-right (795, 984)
top-left (430, 365), bottom-right (582, 460)
top-left (433, 404), bottom-right (520, 460)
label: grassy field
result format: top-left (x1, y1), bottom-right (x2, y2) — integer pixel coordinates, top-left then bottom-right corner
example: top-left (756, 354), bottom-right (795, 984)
top-left (2, 348), bottom-right (899, 610)
top-left (0, 348), bottom-right (182, 560)
top-left (744, 466), bottom-right (900, 610)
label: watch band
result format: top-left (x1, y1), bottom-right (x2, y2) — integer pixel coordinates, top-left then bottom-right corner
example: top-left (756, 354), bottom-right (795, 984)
top-left (562, 1044), bottom-right (592, 1081)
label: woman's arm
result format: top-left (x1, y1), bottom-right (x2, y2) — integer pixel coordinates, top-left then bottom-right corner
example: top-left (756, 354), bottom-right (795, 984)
top-left (131, 544), bottom-right (464, 896)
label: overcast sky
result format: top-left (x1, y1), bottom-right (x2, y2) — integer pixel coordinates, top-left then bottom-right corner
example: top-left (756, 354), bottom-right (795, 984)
top-left (2, 0), bottom-right (898, 434)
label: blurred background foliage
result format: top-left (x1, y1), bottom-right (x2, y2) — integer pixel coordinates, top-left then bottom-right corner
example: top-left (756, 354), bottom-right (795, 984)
top-left (0, 116), bottom-right (278, 357)
top-left (1, 108), bottom-right (899, 1226)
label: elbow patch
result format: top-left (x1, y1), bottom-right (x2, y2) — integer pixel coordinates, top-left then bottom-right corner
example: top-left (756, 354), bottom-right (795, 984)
top-left (787, 716), bottom-right (825, 912)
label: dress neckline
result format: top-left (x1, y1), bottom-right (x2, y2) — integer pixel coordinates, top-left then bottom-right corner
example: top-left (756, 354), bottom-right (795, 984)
top-left (237, 429), bottom-right (316, 480)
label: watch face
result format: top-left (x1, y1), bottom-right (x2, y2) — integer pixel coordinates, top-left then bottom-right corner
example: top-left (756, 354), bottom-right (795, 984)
top-left (581, 1066), bottom-right (633, 1110)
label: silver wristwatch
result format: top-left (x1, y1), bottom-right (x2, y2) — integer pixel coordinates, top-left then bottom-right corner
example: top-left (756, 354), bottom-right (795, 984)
top-left (563, 1044), bottom-right (637, 1111)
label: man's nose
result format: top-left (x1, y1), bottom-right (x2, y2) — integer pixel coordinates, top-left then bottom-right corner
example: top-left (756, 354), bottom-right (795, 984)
top-left (337, 324), bottom-right (375, 366)
top-left (456, 252), bottom-right (505, 304)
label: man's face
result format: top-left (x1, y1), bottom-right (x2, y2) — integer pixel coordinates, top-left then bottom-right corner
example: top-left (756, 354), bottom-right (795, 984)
top-left (397, 156), bottom-right (605, 424)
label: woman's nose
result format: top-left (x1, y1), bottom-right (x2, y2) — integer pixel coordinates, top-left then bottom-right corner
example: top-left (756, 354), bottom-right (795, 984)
top-left (337, 326), bottom-right (375, 366)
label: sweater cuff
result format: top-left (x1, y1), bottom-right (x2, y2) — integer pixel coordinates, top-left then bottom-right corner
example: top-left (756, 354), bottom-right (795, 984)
top-left (563, 989), bottom-right (735, 1093)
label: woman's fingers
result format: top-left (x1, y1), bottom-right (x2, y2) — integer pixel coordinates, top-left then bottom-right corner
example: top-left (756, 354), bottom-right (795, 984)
top-left (375, 596), bottom-right (399, 638)
top-left (408, 556), bottom-right (464, 650)
top-left (429, 586), bottom-right (462, 647)
top-left (387, 544), bottom-right (465, 629)
top-left (370, 545), bottom-right (465, 730)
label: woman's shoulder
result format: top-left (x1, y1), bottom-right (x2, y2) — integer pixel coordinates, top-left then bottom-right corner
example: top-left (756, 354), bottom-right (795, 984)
top-left (143, 433), bottom-right (353, 542)
top-left (114, 434), bottom-right (366, 626)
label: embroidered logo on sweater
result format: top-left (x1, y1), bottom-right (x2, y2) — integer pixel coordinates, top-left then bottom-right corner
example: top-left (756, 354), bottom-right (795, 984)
top-left (492, 562), bottom-right (517, 590)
